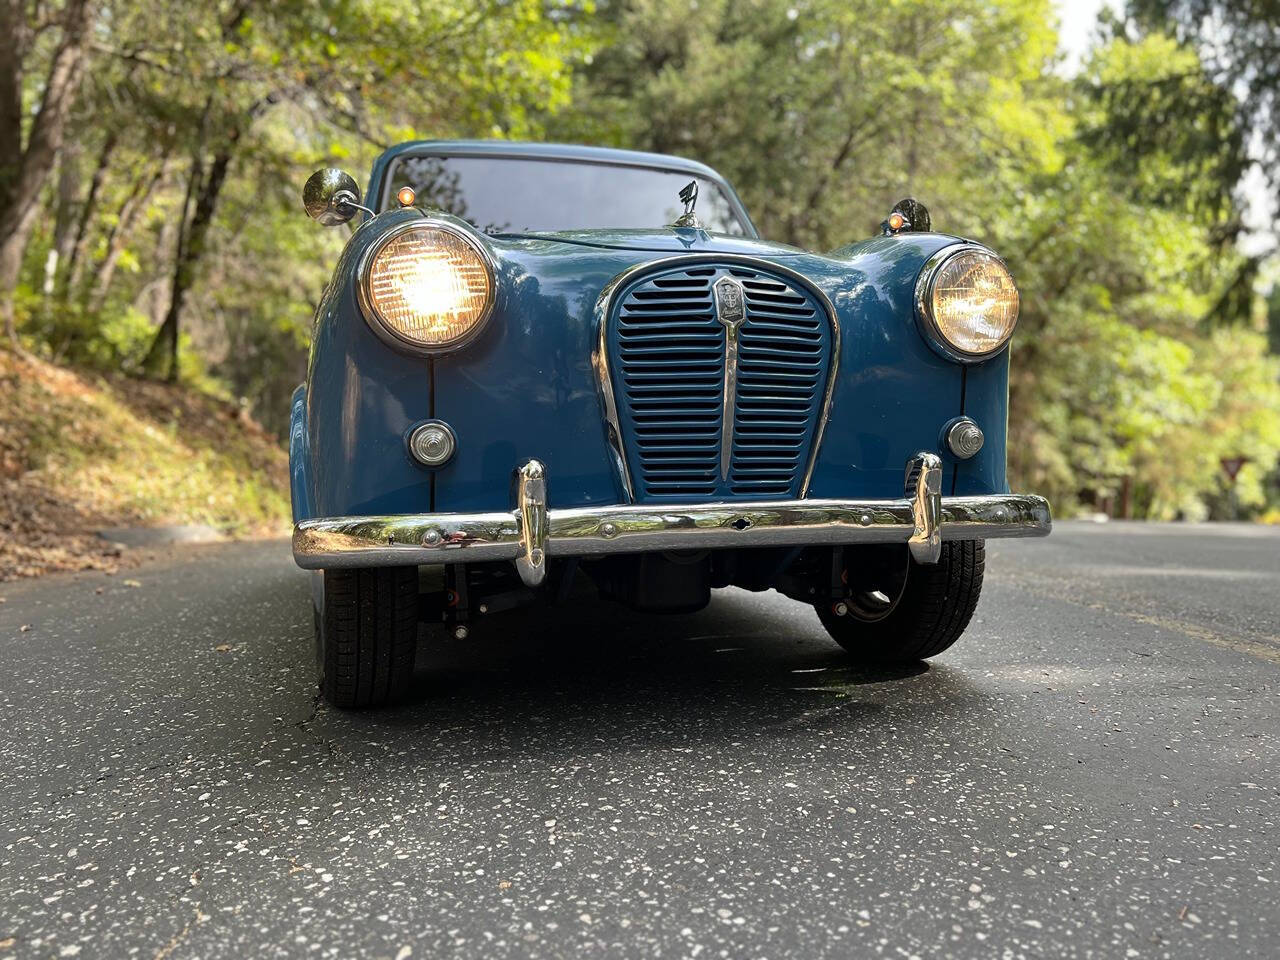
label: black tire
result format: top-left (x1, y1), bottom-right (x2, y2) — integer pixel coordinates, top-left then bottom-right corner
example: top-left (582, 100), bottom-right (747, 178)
top-left (314, 567), bottom-right (418, 708)
top-left (816, 540), bottom-right (985, 663)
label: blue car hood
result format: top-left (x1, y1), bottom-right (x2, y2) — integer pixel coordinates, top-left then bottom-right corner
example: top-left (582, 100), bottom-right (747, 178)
top-left (497, 227), bottom-right (808, 257)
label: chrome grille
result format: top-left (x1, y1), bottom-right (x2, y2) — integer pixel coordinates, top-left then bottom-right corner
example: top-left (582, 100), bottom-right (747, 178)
top-left (610, 263), bottom-right (832, 501)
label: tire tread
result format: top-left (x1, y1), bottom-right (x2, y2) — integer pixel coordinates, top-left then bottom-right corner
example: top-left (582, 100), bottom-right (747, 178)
top-left (817, 540), bottom-right (985, 663)
top-left (319, 567), bottom-right (417, 708)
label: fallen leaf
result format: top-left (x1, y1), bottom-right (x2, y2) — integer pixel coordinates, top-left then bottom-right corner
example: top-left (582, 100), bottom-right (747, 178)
top-left (19, 624), bottom-right (30, 632)
top-left (499, 881), bottom-right (512, 890)
top-left (123, 579), bottom-right (141, 587)
top-left (215, 644), bottom-right (232, 653)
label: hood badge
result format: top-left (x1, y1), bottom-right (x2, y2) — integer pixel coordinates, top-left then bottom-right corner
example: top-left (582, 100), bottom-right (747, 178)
top-left (714, 276), bottom-right (745, 325)
top-left (714, 276), bottom-right (747, 480)
top-left (671, 180), bottom-right (704, 230)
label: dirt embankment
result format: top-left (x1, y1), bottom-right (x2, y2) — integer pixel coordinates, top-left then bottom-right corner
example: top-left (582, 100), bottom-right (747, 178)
top-left (0, 352), bottom-right (289, 581)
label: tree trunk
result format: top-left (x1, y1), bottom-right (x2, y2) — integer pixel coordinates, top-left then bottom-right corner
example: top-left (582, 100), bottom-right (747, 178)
top-left (45, 143), bottom-right (82, 295)
top-left (141, 150), bottom-right (202, 379)
top-left (0, 0), bottom-right (95, 349)
top-left (142, 142), bottom-right (236, 381)
top-left (65, 131), bottom-right (118, 297)
top-left (0, 203), bottom-right (39, 346)
top-left (86, 159), bottom-right (166, 314)
top-left (135, 1), bottom-right (260, 377)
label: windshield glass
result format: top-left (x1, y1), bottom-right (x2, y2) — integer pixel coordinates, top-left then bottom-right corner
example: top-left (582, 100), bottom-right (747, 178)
top-left (382, 154), bottom-right (750, 236)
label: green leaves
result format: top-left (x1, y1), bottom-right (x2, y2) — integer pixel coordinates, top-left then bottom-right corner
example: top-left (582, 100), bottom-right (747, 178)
top-left (25, 0), bottom-right (588, 393)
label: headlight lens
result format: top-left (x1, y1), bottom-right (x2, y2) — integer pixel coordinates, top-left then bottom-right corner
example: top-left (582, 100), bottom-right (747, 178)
top-left (918, 247), bottom-right (1019, 359)
top-left (362, 223), bottom-right (494, 351)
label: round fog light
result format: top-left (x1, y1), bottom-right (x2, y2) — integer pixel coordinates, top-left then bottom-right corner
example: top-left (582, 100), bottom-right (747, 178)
top-left (408, 421), bottom-right (457, 467)
top-left (945, 418), bottom-right (984, 459)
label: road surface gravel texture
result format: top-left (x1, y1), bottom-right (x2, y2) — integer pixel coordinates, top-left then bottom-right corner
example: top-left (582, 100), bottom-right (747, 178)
top-left (0, 521), bottom-right (1276, 958)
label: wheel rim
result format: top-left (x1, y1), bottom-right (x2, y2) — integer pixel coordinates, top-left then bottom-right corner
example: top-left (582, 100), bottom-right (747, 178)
top-left (843, 548), bottom-right (910, 622)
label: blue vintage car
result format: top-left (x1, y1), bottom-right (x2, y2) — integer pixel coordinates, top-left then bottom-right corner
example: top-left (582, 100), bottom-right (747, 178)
top-left (292, 140), bottom-right (1051, 708)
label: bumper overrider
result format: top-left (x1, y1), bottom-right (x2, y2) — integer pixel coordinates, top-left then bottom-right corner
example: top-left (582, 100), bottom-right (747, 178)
top-left (293, 453), bottom-right (1051, 587)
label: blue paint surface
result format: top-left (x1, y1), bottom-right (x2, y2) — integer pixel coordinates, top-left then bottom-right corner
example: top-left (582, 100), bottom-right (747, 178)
top-left (955, 351), bottom-right (1011, 494)
top-left (288, 383), bottom-right (312, 523)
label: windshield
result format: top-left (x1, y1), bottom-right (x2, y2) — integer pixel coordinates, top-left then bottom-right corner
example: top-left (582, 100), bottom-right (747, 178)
top-left (381, 154), bottom-right (750, 236)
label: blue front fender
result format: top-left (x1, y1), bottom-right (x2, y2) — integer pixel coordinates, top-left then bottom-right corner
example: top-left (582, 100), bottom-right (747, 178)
top-left (289, 382), bottom-right (313, 523)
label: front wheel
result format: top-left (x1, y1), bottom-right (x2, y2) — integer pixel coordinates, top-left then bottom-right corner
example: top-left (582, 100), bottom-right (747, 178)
top-left (313, 567), bottom-right (418, 708)
top-left (816, 540), bottom-right (985, 663)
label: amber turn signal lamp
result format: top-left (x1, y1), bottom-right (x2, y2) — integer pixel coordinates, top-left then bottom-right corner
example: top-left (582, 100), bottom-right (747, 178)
top-left (887, 212), bottom-right (907, 231)
top-left (397, 186), bottom-right (417, 207)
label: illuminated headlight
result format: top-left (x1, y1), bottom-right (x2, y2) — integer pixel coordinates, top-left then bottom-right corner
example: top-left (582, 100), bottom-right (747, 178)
top-left (359, 222), bottom-right (495, 353)
top-left (915, 246), bottom-right (1020, 360)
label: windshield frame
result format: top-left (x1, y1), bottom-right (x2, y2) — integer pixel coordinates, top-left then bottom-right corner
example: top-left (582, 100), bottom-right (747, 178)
top-left (367, 142), bottom-right (759, 239)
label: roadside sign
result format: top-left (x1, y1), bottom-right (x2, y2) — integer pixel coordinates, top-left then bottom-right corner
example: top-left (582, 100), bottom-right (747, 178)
top-left (1220, 456), bottom-right (1248, 483)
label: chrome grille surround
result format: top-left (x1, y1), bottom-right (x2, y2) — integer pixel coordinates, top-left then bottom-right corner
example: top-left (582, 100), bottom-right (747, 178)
top-left (592, 256), bottom-right (840, 504)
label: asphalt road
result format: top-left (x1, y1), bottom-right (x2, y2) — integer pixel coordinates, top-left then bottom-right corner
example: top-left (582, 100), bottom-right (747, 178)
top-left (1, 522), bottom-right (1277, 959)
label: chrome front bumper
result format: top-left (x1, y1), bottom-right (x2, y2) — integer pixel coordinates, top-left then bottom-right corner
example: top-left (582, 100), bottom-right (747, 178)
top-left (293, 454), bottom-right (1052, 587)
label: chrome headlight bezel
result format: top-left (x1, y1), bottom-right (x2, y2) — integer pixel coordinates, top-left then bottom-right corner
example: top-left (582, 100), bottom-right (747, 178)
top-left (355, 218), bottom-right (497, 357)
top-left (913, 243), bottom-right (1020, 363)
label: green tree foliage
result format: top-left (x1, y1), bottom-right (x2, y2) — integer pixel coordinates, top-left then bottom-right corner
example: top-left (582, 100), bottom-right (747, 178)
top-left (13, 0), bottom-right (589, 378)
top-left (1270, 284), bottom-right (1280, 356)
top-left (2, 0), bottom-right (1277, 520)
top-left (0, 0), bottom-right (96, 347)
top-left (557, 0), bottom-right (1066, 250)
top-left (1128, 0), bottom-right (1280, 213)
top-left (1005, 32), bottom-right (1280, 518)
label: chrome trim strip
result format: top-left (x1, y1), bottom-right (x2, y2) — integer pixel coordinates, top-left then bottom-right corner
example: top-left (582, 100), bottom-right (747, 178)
top-left (907, 452), bottom-right (943, 563)
top-left (802, 275), bottom-right (840, 499)
top-left (719, 325), bottom-right (737, 481)
top-left (590, 254), bottom-right (841, 502)
top-left (591, 298), bottom-right (635, 502)
top-left (514, 460), bottom-right (549, 586)
top-left (713, 276), bottom-right (746, 481)
top-left (294, 464), bottom-right (1051, 571)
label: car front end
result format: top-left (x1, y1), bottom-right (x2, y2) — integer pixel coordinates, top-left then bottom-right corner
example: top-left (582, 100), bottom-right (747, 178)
top-left (291, 141), bottom-right (1050, 707)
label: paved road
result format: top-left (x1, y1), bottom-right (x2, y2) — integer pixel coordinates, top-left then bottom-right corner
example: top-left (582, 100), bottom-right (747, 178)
top-left (1, 522), bottom-right (1277, 959)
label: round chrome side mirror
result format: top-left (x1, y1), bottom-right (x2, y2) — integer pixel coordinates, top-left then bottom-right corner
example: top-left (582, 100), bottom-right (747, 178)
top-left (303, 168), bottom-right (363, 226)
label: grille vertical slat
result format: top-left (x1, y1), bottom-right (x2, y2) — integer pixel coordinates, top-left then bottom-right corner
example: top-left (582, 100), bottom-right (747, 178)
top-left (615, 269), bottom-right (723, 495)
top-left (611, 263), bottom-right (831, 501)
